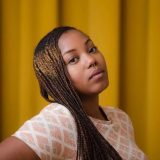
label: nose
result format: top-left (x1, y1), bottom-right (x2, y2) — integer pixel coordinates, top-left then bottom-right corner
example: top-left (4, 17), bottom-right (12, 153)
top-left (83, 54), bottom-right (97, 69)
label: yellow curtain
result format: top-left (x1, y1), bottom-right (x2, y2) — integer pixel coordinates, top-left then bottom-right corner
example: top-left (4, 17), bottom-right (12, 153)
top-left (120, 0), bottom-right (160, 159)
top-left (0, 0), bottom-right (159, 159)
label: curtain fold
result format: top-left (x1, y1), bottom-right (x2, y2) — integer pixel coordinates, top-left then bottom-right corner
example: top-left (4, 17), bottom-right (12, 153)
top-left (146, 0), bottom-right (160, 158)
top-left (120, 0), bottom-right (149, 153)
top-left (0, 0), bottom-right (159, 159)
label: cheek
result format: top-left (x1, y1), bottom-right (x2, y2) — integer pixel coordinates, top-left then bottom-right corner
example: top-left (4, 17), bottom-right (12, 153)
top-left (99, 54), bottom-right (108, 71)
top-left (67, 67), bottom-right (85, 85)
top-left (99, 54), bottom-right (106, 64)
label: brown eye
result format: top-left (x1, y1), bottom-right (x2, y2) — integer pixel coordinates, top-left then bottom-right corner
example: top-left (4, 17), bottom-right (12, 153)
top-left (88, 46), bottom-right (97, 53)
top-left (68, 57), bottom-right (79, 64)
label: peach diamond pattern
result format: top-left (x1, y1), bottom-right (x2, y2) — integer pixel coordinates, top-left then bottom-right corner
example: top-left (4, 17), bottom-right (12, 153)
top-left (13, 103), bottom-right (147, 160)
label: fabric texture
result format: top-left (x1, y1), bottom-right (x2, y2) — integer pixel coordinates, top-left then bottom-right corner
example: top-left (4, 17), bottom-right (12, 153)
top-left (13, 103), bottom-right (147, 160)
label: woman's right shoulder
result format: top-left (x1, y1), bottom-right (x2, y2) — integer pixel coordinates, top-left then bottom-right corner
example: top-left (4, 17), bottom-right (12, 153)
top-left (13, 102), bottom-right (76, 138)
top-left (12, 102), bottom-right (77, 159)
top-left (40, 102), bottom-right (72, 117)
top-left (38, 102), bottom-right (76, 126)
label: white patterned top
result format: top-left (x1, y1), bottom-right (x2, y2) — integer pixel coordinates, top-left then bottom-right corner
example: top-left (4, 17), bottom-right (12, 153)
top-left (13, 103), bottom-right (147, 160)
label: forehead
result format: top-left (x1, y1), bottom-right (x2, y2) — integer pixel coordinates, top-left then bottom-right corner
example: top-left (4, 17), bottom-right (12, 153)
top-left (58, 30), bottom-right (89, 54)
top-left (60, 29), bottom-right (88, 42)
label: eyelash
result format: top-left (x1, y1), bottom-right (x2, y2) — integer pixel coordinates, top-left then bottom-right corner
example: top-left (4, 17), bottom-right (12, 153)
top-left (67, 46), bottom-right (98, 64)
top-left (68, 57), bottom-right (79, 64)
top-left (88, 46), bottom-right (97, 53)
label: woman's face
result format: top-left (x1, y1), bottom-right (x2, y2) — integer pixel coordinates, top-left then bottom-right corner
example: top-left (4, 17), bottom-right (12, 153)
top-left (58, 29), bottom-right (109, 96)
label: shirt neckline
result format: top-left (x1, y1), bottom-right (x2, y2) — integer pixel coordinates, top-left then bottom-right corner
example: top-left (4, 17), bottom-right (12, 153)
top-left (88, 107), bottom-right (112, 125)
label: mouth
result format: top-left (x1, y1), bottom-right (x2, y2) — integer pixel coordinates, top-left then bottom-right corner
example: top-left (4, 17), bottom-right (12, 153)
top-left (89, 69), bottom-right (104, 80)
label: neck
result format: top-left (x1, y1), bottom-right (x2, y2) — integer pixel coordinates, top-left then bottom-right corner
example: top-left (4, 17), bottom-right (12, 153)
top-left (81, 94), bottom-right (99, 115)
top-left (80, 94), bottom-right (106, 120)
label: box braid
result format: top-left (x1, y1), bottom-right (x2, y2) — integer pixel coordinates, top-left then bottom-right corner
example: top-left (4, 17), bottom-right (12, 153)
top-left (33, 26), bottom-right (122, 160)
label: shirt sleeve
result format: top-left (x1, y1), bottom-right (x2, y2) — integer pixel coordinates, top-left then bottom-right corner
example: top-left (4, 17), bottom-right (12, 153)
top-left (12, 104), bottom-right (63, 160)
top-left (12, 103), bottom-right (77, 160)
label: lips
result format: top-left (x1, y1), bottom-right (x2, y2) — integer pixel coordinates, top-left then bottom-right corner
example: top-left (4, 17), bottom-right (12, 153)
top-left (89, 68), bottom-right (104, 80)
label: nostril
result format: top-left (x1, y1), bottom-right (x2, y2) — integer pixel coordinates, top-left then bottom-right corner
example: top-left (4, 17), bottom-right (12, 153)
top-left (89, 62), bottom-right (97, 69)
top-left (84, 54), bottom-right (96, 68)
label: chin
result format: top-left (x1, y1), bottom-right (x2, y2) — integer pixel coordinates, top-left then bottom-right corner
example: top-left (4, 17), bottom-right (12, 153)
top-left (91, 81), bottom-right (109, 94)
top-left (76, 79), bottom-right (109, 96)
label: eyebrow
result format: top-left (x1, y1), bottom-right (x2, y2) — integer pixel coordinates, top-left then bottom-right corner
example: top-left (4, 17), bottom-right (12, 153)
top-left (63, 38), bottom-right (92, 55)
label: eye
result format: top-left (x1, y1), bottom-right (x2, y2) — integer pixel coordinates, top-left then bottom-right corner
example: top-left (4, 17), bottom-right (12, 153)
top-left (88, 46), bottom-right (97, 53)
top-left (68, 57), bottom-right (79, 64)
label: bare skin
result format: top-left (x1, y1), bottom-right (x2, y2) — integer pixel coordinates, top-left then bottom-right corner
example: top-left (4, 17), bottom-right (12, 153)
top-left (58, 29), bottom-right (109, 120)
top-left (0, 29), bottom-right (109, 159)
top-left (80, 94), bottom-right (107, 120)
top-left (0, 136), bottom-right (40, 160)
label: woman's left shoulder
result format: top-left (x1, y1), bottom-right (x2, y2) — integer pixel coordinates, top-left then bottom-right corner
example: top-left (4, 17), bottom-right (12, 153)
top-left (102, 106), bottom-right (129, 116)
top-left (102, 106), bottom-right (133, 125)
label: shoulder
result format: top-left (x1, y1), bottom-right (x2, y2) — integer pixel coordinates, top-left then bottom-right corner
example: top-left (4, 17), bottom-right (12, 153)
top-left (38, 102), bottom-right (73, 121)
top-left (14, 103), bottom-right (74, 133)
top-left (14, 102), bottom-right (76, 136)
top-left (102, 106), bottom-right (134, 128)
top-left (102, 106), bottom-right (127, 115)
top-left (13, 102), bottom-right (77, 159)
top-left (40, 102), bottom-right (71, 115)
top-left (102, 106), bottom-right (130, 119)
top-left (102, 106), bottom-right (135, 136)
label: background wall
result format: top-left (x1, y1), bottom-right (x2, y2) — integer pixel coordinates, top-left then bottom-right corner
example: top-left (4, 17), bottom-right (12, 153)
top-left (0, 0), bottom-right (159, 159)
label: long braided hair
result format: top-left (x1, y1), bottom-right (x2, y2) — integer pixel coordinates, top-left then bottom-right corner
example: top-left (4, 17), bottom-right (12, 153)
top-left (33, 26), bottom-right (122, 160)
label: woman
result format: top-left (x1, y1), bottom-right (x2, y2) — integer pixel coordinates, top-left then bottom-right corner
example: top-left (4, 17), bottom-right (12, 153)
top-left (0, 26), bottom-right (147, 160)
